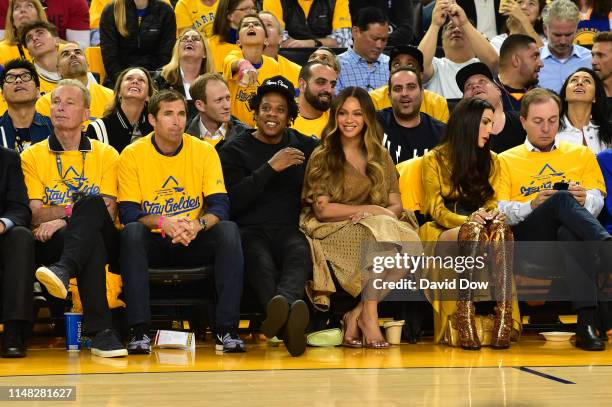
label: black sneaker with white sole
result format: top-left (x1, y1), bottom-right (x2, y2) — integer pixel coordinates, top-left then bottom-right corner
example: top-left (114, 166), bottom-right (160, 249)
top-left (215, 327), bottom-right (245, 353)
top-left (35, 264), bottom-right (70, 299)
top-left (91, 329), bottom-right (128, 358)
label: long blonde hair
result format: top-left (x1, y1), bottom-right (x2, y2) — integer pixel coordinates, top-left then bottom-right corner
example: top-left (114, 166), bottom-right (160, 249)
top-left (4, 0), bottom-right (47, 45)
top-left (304, 87), bottom-right (388, 207)
top-left (113, 0), bottom-right (129, 37)
top-left (161, 28), bottom-right (215, 86)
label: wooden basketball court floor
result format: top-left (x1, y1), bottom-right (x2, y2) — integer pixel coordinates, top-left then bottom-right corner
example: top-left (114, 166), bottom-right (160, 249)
top-left (2, 330), bottom-right (612, 406)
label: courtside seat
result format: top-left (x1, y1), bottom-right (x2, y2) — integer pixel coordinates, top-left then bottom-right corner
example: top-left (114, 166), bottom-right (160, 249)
top-left (85, 46), bottom-right (106, 86)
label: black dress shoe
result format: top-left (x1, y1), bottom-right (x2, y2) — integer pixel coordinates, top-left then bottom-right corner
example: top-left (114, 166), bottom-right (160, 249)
top-left (261, 295), bottom-right (289, 339)
top-left (283, 300), bottom-right (309, 357)
top-left (2, 326), bottom-right (26, 358)
top-left (575, 325), bottom-right (606, 351)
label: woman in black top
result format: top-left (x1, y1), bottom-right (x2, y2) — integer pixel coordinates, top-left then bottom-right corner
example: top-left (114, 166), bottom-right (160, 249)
top-left (153, 28), bottom-right (216, 121)
top-left (100, 0), bottom-right (177, 86)
top-left (86, 67), bottom-right (156, 153)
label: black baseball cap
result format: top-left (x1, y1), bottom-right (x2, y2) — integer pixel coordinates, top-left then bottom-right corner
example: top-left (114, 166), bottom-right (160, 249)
top-left (256, 75), bottom-right (296, 103)
top-left (456, 62), bottom-right (494, 93)
top-left (388, 45), bottom-right (424, 72)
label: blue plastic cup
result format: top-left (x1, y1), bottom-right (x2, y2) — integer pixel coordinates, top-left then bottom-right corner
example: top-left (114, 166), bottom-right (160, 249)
top-left (64, 312), bottom-right (83, 351)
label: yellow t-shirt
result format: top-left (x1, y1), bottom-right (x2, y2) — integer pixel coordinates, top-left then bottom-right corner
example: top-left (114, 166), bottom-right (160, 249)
top-left (175, 0), bottom-right (218, 38)
top-left (397, 157), bottom-right (424, 212)
top-left (21, 137), bottom-right (119, 206)
top-left (0, 40), bottom-right (31, 65)
top-left (292, 110), bottom-right (329, 138)
top-left (208, 35), bottom-right (241, 73)
top-left (263, 0), bottom-right (351, 31)
top-left (369, 85), bottom-right (450, 124)
top-left (35, 81), bottom-right (114, 128)
top-left (38, 76), bottom-right (58, 97)
top-left (0, 96), bottom-right (7, 116)
top-left (223, 51), bottom-right (280, 127)
top-left (497, 142), bottom-right (606, 203)
top-left (278, 55), bottom-right (301, 88)
top-left (118, 133), bottom-right (226, 220)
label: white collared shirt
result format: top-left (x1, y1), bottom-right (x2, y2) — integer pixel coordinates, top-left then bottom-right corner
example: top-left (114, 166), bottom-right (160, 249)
top-left (199, 120), bottom-right (227, 142)
top-left (524, 138), bottom-right (558, 152)
top-left (556, 115), bottom-right (606, 154)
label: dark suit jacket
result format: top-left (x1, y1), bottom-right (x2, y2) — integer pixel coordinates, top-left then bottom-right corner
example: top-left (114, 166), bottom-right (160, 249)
top-left (0, 147), bottom-right (31, 227)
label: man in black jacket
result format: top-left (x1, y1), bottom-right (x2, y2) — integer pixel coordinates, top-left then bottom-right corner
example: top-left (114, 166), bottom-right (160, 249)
top-left (186, 73), bottom-right (251, 150)
top-left (219, 76), bottom-right (317, 357)
top-left (0, 147), bottom-right (34, 357)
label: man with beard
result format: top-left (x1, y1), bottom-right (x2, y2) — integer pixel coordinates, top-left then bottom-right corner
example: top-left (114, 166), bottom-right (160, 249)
top-left (35, 43), bottom-right (113, 127)
top-left (592, 32), bottom-right (612, 110)
top-left (186, 73), bottom-right (251, 150)
top-left (0, 59), bottom-right (53, 151)
top-left (538, 0), bottom-right (591, 93)
top-left (456, 62), bottom-right (526, 153)
top-left (219, 76), bottom-right (317, 357)
top-left (376, 67), bottom-right (444, 165)
top-left (292, 61), bottom-right (337, 138)
top-left (369, 45), bottom-right (449, 123)
top-left (496, 34), bottom-right (544, 112)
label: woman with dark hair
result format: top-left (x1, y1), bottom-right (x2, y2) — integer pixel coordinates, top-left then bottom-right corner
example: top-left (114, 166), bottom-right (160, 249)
top-left (558, 67), bottom-right (611, 154)
top-left (420, 97), bottom-right (518, 350)
top-left (301, 86), bottom-right (422, 349)
top-left (574, 0), bottom-right (612, 46)
top-left (209, 0), bottom-right (257, 72)
top-left (99, 0), bottom-right (177, 86)
top-left (492, 0), bottom-right (546, 53)
top-left (86, 67), bottom-right (156, 154)
top-left (154, 28), bottom-right (215, 121)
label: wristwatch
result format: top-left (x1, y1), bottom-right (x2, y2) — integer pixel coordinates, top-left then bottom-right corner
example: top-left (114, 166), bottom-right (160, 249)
top-left (198, 216), bottom-right (207, 231)
top-left (313, 39), bottom-right (322, 47)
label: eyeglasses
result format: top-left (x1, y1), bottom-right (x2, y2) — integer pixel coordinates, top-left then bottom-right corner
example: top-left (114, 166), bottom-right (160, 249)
top-left (234, 6), bottom-right (257, 12)
top-left (180, 34), bottom-right (202, 43)
top-left (4, 72), bottom-right (33, 83)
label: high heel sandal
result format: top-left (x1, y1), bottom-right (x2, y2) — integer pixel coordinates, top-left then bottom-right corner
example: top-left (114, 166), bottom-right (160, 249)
top-left (341, 313), bottom-right (362, 348)
top-left (357, 318), bottom-right (389, 349)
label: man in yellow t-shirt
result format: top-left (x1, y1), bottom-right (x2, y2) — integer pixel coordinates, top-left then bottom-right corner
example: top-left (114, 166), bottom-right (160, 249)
top-left (292, 60), bottom-right (336, 138)
top-left (263, 0), bottom-right (352, 48)
top-left (22, 79), bottom-right (127, 358)
top-left (259, 11), bottom-right (301, 87)
top-left (223, 15), bottom-right (280, 127)
top-left (35, 43), bottom-right (114, 128)
top-left (118, 89), bottom-right (245, 354)
top-left (175, 0), bottom-right (218, 39)
top-left (369, 45), bottom-right (449, 123)
top-left (20, 21), bottom-right (62, 97)
top-left (497, 88), bottom-right (611, 351)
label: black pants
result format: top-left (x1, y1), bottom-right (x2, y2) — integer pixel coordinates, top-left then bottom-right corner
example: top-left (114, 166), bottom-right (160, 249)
top-left (0, 226), bottom-right (35, 322)
top-left (512, 191), bottom-right (611, 309)
top-left (240, 225), bottom-right (311, 310)
top-left (35, 196), bottom-right (118, 334)
top-left (120, 221), bottom-right (244, 329)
